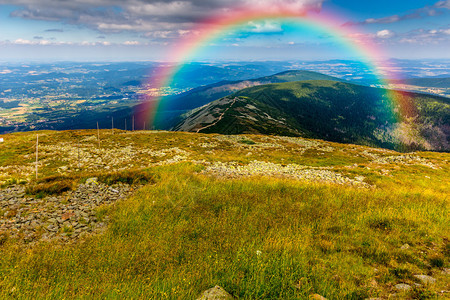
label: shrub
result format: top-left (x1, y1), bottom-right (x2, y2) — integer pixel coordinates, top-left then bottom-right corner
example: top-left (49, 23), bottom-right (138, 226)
top-left (0, 231), bottom-right (8, 246)
top-left (428, 255), bottom-right (444, 268)
top-left (26, 178), bottom-right (74, 197)
top-left (96, 170), bottom-right (155, 185)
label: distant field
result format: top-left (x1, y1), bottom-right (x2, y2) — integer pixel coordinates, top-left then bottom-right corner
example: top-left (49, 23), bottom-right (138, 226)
top-left (0, 130), bottom-right (448, 299)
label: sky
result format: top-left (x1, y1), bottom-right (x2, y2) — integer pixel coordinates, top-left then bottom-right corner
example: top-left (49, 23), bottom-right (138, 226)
top-left (0, 0), bottom-right (449, 61)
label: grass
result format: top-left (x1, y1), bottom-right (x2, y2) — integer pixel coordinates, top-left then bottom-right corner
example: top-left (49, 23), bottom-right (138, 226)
top-left (26, 175), bottom-right (76, 197)
top-left (0, 130), bottom-right (448, 299)
top-left (95, 170), bottom-right (156, 186)
top-left (23, 170), bottom-right (155, 198)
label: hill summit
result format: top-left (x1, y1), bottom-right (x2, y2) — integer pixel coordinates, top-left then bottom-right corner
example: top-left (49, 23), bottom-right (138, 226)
top-left (173, 80), bottom-right (450, 151)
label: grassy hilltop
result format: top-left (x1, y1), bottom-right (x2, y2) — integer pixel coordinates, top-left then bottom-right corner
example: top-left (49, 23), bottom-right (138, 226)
top-left (174, 80), bottom-right (450, 152)
top-left (0, 130), bottom-right (449, 299)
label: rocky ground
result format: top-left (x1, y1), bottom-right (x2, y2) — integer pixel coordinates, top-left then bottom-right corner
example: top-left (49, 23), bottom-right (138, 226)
top-left (0, 178), bottom-right (138, 244)
top-left (203, 160), bottom-right (371, 187)
top-left (0, 131), bottom-right (444, 246)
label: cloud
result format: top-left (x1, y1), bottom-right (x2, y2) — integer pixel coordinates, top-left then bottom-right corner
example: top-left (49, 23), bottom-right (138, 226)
top-left (5, 0), bottom-right (324, 39)
top-left (11, 38), bottom-right (55, 45)
top-left (2, 39), bottom-right (147, 47)
top-left (376, 29), bottom-right (395, 38)
top-left (343, 0), bottom-right (450, 26)
top-left (45, 29), bottom-right (64, 32)
top-left (392, 27), bottom-right (450, 44)
top-left (123, 40), bottom-right (140, 45)
top-left (247, 21), bottom-right (283, 33)
top-left (33, 36), bottom-right (44, 39)
top-left (435, 0), bottom-right (450, 9)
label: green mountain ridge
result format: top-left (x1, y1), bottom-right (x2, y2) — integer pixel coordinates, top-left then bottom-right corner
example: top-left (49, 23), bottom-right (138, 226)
top-left (152, 70), bottom-right (345, 128)
top-left (173, 80), bottom-right (450, 151)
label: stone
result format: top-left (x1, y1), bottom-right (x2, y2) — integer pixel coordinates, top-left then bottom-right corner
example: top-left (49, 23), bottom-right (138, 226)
top-left (61, 212), bottom-right (74, 221)
top-left (310, 294), bottom-right (327, 300)
top-left (197, 286), bottom-right (233, 300)
top-left (400, 243), bottom-right (410, 250)
top-left (85, 177), bottom-right (98, 185)
top-left (413, 274), bottom-right (436, 285)
top-left (0, 181), bottom-right (138, 244)
top-left (394, 283), bottom-right (412, 291)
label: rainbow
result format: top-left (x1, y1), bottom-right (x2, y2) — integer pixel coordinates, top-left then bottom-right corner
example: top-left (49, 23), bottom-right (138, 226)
top-left (140, 6), bottom-right (414, 128)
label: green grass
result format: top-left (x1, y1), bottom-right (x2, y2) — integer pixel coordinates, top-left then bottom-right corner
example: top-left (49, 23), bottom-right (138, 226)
top-left (0, 130), bottom-right (448, 299)
top-left (1, 163), bottom-right (449, 299)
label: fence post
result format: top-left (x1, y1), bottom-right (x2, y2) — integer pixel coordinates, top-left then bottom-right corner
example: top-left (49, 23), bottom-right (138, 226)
top-left (97, 122), bottom-right (100, 148)
top-left (35, 134), bottom-right (39, 180)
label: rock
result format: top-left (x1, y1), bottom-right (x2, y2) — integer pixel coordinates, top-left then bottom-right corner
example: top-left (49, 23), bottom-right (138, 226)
top-left (197, 286), bottom-right (233, 300)
top-left (48, 218), bottom-right (57, 224)
top-left (310, 294), bottom-right (327, 300)
top-left (394, 283), bottom-right (412, 291)
top-left (85, 177), bottom-right (98, 185)
top-left (443, 268), bottom-right (450, 275)
top-left (400, 243), bottom-right (410, 250)
top-left (0, 181), bottom-right (138, 244)
top-left (413, 274), bottom-right (436, 285)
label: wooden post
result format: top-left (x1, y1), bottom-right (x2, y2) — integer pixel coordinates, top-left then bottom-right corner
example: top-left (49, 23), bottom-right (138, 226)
top-left (35, 134), bottom-right (39, 180)
top-left (112, 117), bottom-right (114, 134)
top-left (97, 122), bottom-right (100, 148)
top-left (77, 140), bottom-right (80, 169)
top-left (125, 119), bottom-right (127, 131)
top-left (132, 115), bottom-right (135, 131)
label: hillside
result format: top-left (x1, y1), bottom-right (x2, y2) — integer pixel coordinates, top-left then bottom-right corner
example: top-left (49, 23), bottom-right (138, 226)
top-left (394, 77), bottom-right (450, 88)
top-left (173, 80), bottom-right (450, 151)
top-left (149, 70), bottom-right (345, 128)
top-left (0, 130), bottom-right (449, 299)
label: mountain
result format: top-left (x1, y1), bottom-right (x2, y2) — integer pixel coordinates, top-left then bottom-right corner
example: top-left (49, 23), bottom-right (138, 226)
top-left (394, 77), bottom-right (450, 88)
top-left (173, 80), bottom-right (450, 151)
top-left (151, 70), bottom-right (345, 128)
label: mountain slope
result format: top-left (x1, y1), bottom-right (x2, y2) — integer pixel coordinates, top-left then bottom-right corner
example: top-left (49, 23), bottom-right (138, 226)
top-left (0, 129), bottom-right (449, 299)
top-left (151, 70), bottom-right (345, 128)
top-left (173, 80), bottom-right (450, 151)
top-left (394, 77), bottom-right (450, 88)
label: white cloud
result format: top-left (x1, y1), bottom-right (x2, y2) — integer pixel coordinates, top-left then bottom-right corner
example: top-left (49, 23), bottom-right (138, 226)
top-left (247, 21), bottom-right (282, 33)
top-left (4, 39), bottom-right (142, 47)
top-left (123, 41), bottom-right (140, 45)
top-left (435, 0), bottom-right (450, 9)
top-left (376, 29), bottom-right (395, 38)
top-left (344, 0), bottom-right (450, 26)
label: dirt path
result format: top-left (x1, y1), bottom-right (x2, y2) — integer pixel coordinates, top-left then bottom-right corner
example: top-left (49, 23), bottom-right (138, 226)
top-left (196, 97), bottom-right (238, 133)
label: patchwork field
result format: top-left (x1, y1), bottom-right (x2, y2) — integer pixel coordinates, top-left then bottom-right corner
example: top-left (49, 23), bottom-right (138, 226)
top-left (0, 130), bottom-right (449, 299)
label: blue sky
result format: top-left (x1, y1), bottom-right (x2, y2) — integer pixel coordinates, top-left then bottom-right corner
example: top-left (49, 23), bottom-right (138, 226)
top-left (0, 0), bottom-right (449, 61)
